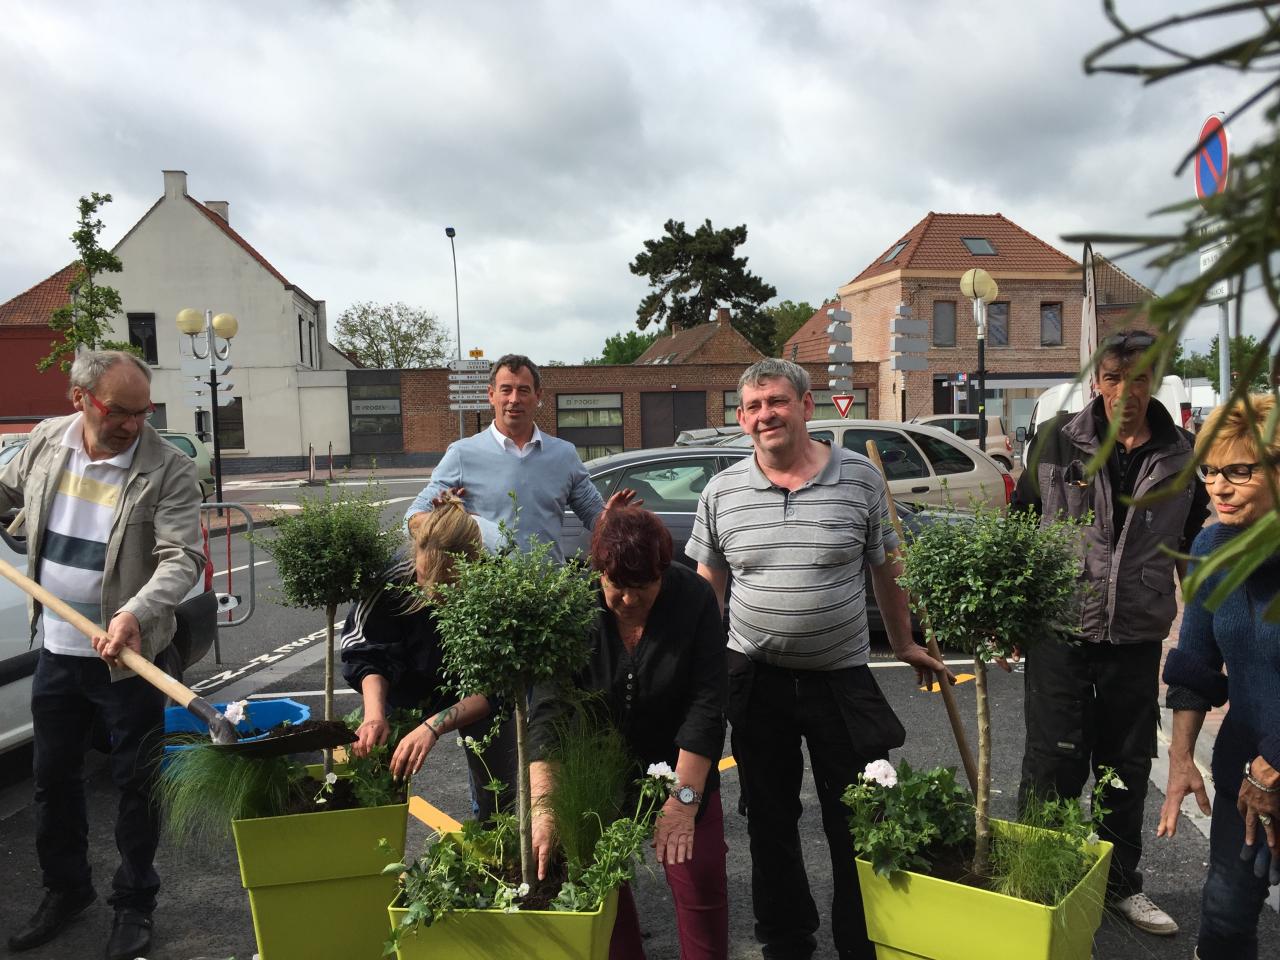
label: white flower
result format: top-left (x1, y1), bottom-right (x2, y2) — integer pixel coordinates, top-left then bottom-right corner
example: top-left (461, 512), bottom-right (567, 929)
top-left (646, 761), bottom-right (677, 783)
top-left (503, 905), bottom-right (519, 913)
top-left (315, 797), bottom-right (327, 805)
top-left (222, 700), bottom-right (249, 725)
top-left (324, 772), bottom-right (338, 786)
top-left (463, 735), bottom-right (477, 747)
top-left (516, 883), bottom-right (529, 897)
top-left (456, 735), bottom-right (464, 747)
top-left (1111, 776), bottom-right (1127, 791)
top-left (1086, 831), bottom-right (1099, 845)
top-left (862, 759), bottom-right (898, 788)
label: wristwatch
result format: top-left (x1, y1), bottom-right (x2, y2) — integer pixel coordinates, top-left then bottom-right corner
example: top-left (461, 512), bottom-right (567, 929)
top-left (670, 784), bottom-right (702, 805)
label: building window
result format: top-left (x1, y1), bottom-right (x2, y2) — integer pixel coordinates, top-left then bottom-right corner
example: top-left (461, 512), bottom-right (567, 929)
top-left (961, 237), bottom-right (997, 256)
top-left (128, 313), bottom-right (158, 364)
top-left (1040, 302), bottom-right (1063, 346)
top-left (217, 397), bottom-right (245, 450)
top-left (724, 391), bottom-right (738, 425)
top-left (880, 240), bottom-right (908, 264)
top-left (298, 315), bottom-right (306, 364)
top-left (987, 301), bottom-right (1010, 347)
top-left (308, 320), bottom-right (315, 367)
top-left (933, 301), bottom-right (956, 347)
top-left (557, 394), bottom-right (623, 459)
top-left (149, 402), bottom-right (167, 430)
top-left (813, 389), bottom-right (869, 420)
top-left (298, 314), bottom-right (316, 367)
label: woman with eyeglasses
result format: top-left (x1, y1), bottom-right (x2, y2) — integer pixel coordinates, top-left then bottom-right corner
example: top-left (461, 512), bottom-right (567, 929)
top-left (1158, 393), bottom-right (1280, 960)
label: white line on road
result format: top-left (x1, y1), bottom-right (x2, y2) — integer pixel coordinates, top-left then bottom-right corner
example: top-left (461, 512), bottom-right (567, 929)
top-left (214, 558), bottom-right (274, 578)
top-left (248, 689), bottom-right (359, 700)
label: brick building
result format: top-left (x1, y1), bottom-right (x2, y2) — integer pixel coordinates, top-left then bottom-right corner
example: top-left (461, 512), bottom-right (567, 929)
top-left (0, 264), bottom-right (80, 432)
top-left (787, 212), bottom-right (1151, 438)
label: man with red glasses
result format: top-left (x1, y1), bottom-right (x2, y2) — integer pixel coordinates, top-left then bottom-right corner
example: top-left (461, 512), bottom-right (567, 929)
top-left (0, 350), bottom-right (203, 960)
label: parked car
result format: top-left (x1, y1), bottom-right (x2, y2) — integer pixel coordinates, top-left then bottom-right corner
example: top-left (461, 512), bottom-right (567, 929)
top-left (559, 445), bottom-right (948, 638)
top-left (674, 425), bottom-right (743, 446)
top-left (0, 527), bottom-right (35, 756)
top-left (1025, 375), bottom-right (1192, 445)
top-left (0, 439), bottom-right (29, 468)
top-left (157, 430), bottom-right (216, 500)
top-left (915, 414), bottom-right (1015, 471)
top-left (718, 419), bottom-right (1013, 508)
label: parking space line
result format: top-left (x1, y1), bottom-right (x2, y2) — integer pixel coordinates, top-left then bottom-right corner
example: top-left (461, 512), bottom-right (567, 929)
top-left (920, 674), bottom-right (975, 692)
top-left (410, 796), bottom-right (463, 833)
top-left (718, 755), bottom-right (736, 772)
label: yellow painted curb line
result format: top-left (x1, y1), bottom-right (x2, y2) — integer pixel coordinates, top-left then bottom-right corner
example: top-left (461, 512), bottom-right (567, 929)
top-left (410, 795), bottom-right (463, 833)
top-left (718, 755), bottom-right (737, 772)
top-left (920, 673), bottom-right (975, 693)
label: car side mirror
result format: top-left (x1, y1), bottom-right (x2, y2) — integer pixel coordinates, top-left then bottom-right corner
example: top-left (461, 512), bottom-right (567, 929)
top-left (1015, 427), bottom-right (1026, 444)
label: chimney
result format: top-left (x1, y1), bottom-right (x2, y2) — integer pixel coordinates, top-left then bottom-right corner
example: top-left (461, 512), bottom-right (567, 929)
top-left (204, 201), bottom-right (229, 223)
top-left (162, 169), bottom-right (188, 200)
top-left (716, 307), bottom-right (730, 327)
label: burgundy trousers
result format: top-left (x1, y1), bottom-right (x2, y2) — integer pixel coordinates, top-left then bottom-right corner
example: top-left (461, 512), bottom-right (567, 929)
top-left (609, 790), bottom-right (730, 960)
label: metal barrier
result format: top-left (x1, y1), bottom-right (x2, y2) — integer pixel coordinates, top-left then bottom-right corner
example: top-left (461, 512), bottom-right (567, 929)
top-left (199, 502), bottom-right (257, 662)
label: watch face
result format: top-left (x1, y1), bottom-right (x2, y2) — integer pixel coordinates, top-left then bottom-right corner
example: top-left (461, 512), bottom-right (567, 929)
top-left (677, 786), bottom-right (697, 804)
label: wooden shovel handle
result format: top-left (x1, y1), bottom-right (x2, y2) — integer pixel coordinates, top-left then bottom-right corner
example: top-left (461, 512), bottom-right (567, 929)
top-left (0, 555), bottom-right (199, 708)
top-left (864, 440), bottom-right (979, 793)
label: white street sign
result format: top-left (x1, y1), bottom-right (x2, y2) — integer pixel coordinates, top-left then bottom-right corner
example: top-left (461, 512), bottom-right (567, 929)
top-left (827, 363), bottom-right (852, 377)
top-left (1206, 279), bottom-right (1230, 303)
top-left (826, 322), bottom-right (852, 343)
top-left (890, 356), bottom-right (929, 372)
top-left (447, 372), bottom-right (491, 382)
top-left (891, 337), bottom-right (928, 354)
top-left (449, 402), bottom-right (492, 412)
top-left (826, 308), bottom-right (851, 323)
top-left (1199, 244), bottom-right (1226, 273)
top-left (449, 359), bottom-right (491, 372)
top-left (449, 394), bottom-right (489, 404)
top-left (187, 381), bottom-right (234, 395)
top-left (827, 344), bottom-right (853, 363)
top-left (828, 379), bottom-right (853, 393)
top-left (180, 359), bottom-right (232, 377)
top-left (890, 318), bottom-right (928, 336)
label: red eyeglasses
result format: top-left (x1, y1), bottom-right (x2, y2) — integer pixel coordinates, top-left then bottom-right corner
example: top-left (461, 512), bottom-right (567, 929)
top-left (83, 389), bottom-right (155, 423)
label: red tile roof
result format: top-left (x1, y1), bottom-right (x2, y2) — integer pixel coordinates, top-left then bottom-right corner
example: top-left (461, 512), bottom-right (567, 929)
top-left (634, 322), bottom-right (719, 364)
top-left (188, 197), bottom-right (292, 287)
top-left (847, 212), bottom-right (1079, 286)
top-left (0, 263), bottom-right (78, 327)
top-left (779, 300), bottom-right (841, 363)
top-left (1094, 254), bottom-right (1153, 306)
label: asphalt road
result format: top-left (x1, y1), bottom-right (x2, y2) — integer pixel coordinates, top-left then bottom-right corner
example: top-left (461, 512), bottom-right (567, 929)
top-left (0, 481), bottom-right (1275, 959)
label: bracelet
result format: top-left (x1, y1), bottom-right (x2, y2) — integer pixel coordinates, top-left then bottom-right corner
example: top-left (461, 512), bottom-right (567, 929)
top-left (1245, 760), bottom-right (1280, 793)
top-left (423, 721), bottom-right (441, 741)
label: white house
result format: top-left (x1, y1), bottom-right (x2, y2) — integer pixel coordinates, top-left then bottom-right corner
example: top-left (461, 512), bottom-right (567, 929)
top-left (107, 169), bottom-right (353, 469)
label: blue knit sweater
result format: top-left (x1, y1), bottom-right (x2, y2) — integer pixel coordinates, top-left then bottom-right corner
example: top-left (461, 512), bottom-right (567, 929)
top-left (405, 428), bottom-right (604, 562)
top-left (1163, 523), bottom-right (1280, 769)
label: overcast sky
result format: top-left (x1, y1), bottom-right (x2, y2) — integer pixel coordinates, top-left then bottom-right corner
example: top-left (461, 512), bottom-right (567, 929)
top-left (1, 0), bottom-right (1270, 363)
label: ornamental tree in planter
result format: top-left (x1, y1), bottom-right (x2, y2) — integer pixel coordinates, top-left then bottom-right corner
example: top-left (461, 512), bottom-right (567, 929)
top-left (842, 506), bottom-right (1113, 960)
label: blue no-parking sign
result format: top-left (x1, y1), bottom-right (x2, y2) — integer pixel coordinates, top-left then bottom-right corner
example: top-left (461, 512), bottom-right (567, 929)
top-left (1195, 115), bottom-right (1229, 204)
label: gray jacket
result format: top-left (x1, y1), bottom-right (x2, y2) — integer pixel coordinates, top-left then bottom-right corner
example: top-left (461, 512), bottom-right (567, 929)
top-left (1012, 398), bottom-right (1208, 645)
top-left (0, 415), bottom-right (204, 680)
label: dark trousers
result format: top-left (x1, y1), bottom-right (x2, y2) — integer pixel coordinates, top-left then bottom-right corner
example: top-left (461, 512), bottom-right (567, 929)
top-left (1197, 728), bottom-right (1273, 960)
top-left (730, 656), bottom-right (901, 960)
top-left (460, 709), bottom-right (517, 822)
top-left (1018, 637), bottom-right (1161, 898)
top-left (31, 650), bottom-right (165, 913)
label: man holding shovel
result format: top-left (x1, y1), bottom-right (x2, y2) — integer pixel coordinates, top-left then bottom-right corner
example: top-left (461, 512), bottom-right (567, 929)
top-left (0, 350), bottom-right (203, 960)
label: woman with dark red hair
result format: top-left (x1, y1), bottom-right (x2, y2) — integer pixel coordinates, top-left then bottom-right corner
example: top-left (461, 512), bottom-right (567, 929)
top-left (529, 506), bottom-right (728, 960)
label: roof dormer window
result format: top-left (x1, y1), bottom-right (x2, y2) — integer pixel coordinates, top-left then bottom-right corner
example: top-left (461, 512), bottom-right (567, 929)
top-left (961, 237), bottom-right (997, 256)
top-left (880, 240), bottom-right (908, 264)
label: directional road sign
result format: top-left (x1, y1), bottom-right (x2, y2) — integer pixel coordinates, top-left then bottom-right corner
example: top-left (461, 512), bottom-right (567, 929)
top-left (186, 381), bottom-right (235, 395)
top-left (832, 395), bottom-right (855, 418)
top-left (1195, 114), bottom-right (1229, 205)
top-left (890, 356), bottom-right (929, 372)
top-left (827, 344), bottom-right (853, 363)
top-left (449, 358), bottom-right (491, 372)
top-left (449, 402), bottom-right (492, 412)
top-left (447, 372), bottom-right (490, 382)
top-left (180, 359), bottom-right (232, 377)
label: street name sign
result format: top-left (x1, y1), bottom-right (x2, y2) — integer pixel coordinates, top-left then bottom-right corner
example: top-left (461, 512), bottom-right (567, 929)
top-left (447, 372), bottom-right (490, 382)
top-left (449, 401), bottom-right (492, 412)
top-left (180, 359), bottom-right (232, 377)
top-left (449, 358), bottom-right (491, 372)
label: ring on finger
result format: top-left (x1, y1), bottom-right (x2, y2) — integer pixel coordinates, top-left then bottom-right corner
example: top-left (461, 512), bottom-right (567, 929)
top-left (1261, 813), bottom-right (1274, 826)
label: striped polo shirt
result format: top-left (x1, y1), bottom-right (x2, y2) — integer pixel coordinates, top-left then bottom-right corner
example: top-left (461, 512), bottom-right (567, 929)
top-left (686, 444), bottom-right (898, 670)
top-left (36, 415), bottom-right (138, 656)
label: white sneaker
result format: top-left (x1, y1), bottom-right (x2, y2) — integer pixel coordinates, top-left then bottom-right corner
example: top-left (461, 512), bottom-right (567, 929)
top-left (1111, 892), bottom-right (1179, 935)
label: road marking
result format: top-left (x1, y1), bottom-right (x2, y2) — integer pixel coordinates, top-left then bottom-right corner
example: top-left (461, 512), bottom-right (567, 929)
top-left (247, 689), bottom-right (359, 700)
top-left (920, 674), bottom-right (975, 692)
top-left (870, 658), bottom-right (975, 669)
top-left (410, 796), bottom-right (463, 833)
top-left (215, 558), bottom-right (274, 578)
top-left (372, 496), bottom-right (414, 507)
top-left (718, 756), bottom-right (737, 772)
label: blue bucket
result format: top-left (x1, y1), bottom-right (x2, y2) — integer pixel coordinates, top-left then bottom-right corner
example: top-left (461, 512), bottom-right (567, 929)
top-left (163, 697), bottom-right (310, 754)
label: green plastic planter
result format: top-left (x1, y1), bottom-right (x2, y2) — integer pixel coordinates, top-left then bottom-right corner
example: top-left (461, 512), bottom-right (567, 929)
top-left (232, 766), bottom-right (408, 960)
top-left (387, 887), bottom-right (619, 960)
top-left (855, 819), bottom-right (1113, 960)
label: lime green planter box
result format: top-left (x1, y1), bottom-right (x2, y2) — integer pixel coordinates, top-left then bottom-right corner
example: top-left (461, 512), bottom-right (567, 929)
top-left (856, 819), bottom-right (1113, 960)
top-left (232, 766), bottom-right (409, 960)
top-left (387, 886), bottom-right (619, 960)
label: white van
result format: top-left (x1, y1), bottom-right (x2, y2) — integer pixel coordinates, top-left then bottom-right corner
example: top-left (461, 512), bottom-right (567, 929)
top-left (1025, 376), bottom-right (1191, 444)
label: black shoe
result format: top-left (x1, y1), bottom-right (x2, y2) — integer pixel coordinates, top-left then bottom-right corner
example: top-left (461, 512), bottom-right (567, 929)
top-left (105, 908), bottom-right (153, 960)
top-left (7, 886), bottom-right (97, 951)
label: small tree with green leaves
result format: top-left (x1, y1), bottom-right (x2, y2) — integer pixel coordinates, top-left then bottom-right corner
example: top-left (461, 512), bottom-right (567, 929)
top-left (430, 527), bottom-right (598, 887)
top-left (897, 507), bottom-right (1082, 876)
top-left (259, 485), bottom-right (400, 770)
top-left (38, 192), bottom-right (136, 372)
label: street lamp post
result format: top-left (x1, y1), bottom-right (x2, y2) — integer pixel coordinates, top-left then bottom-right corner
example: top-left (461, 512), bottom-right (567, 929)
top-left (959, 269), bottom-right (999, 453)
top-left (176, 307), bottom-right (238, 506)
top-left (446, 226), bottom-right (463, 440)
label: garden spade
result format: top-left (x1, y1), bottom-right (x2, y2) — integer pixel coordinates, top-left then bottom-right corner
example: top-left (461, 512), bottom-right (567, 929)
top-left (0, 556), bottom-right (354, 756)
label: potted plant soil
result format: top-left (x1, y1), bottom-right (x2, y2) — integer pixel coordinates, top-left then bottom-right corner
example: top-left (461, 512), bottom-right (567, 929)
top-left (383, 530), bottom-right (670, 960)
top-left (162, 485), bottom-right (402, 959)
top-left (844, 506), bottom-right (1114, 960)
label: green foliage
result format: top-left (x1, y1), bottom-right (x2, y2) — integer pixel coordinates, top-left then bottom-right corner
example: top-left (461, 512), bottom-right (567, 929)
top-left (156, 741), bottom-right (306, 849)
top-left (38, 192), bottom-right (136, 372)
top-left (257, 483), bottom-right (400, 613)
top-left (843, 760), bottom-right (974, 879)
top-left (585, 328), bottom-right (659, 365)
top-left (343, 706), bottom-right (421, 808)
top-left (543, 699), bottom-right (632, 868)
top-left (1072, 2), bottom-right (1280, 620)
top-left (991, 768), bottom-right (1124, 905)
top-left (767, 299), bottom-right (820, 356)
top-left (628, 217), bottom-right (778, 354)
top-left (430, 531), bottom-right (597, 708)
top-left (897, 507), bottom-right (1083, 661)
top-left (333, 301), bottom-right (453, 369)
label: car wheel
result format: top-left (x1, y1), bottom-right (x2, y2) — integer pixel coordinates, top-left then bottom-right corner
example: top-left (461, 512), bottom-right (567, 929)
top-left (993, 456), bottom-right (1013, 471)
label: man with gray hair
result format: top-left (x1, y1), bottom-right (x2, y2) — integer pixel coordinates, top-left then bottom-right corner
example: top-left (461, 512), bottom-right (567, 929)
top-left (0, 350), bottom-right (203, 960)
top-left (687, 358), bottom-right (947, 960)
